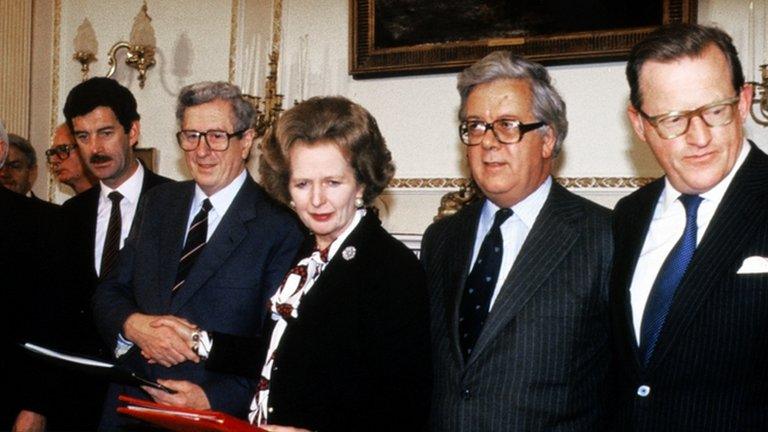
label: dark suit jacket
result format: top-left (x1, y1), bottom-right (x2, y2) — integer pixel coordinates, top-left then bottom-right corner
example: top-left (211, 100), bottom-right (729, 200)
top-left (609, 143), bottom-right (768, 431)
top-left (0, 187), bottom-right (60, 428)
top-left (92, 176), bottom-right (303, 430)
top-left (422, 181), bottom-right (613, 431)
top-left (35, 165), bottom-right (172, 430)
top-left (205, 211), bottom-right (432, 431)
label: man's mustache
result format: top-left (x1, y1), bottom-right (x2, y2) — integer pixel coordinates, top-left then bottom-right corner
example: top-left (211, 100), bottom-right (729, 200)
top-left (90, 154), bottom-right (112, 164)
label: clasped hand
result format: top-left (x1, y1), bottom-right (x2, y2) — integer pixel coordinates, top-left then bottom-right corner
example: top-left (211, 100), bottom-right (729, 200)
top-left (124, 313), bottom-right (200, 367)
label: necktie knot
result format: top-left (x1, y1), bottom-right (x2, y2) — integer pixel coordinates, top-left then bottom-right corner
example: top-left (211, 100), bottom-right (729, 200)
top-left (201, 198), bottom-right (212, 213)
top-left (492, 208), bottom-right (513, 230)
top-left (680, 193), bottom-right (702, 214)
top-left (108, 191), bottom-right (124, 204)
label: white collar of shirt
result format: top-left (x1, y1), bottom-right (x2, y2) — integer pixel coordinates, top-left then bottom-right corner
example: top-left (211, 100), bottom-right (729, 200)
top-left (474, 176), bottom-right (551, 309)
top-left (326, 208), bottom-right (366, 261)
top-left (99, 160), bottom-right (144, 206)
top-left (187, 169), bottom-right (248, 241)
top-left (94, 161), bottom-right (145, 276)
top-left (657, 139), bottom-right (749, 219)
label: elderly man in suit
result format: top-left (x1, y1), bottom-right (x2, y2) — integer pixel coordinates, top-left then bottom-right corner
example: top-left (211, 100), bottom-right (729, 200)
top-left (421, 51), bottom-right (613, 431)
top-left (610, 24), bottom-right (768, 431)
top-left (92, 81), bottom-right (303, 430)
top-left (0, 133), bottom-right (38, 197)
top-left (47, 123), bottom-right (96, 195)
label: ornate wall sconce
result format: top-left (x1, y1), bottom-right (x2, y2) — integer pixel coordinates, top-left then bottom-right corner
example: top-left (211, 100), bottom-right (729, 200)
top-left (105, 2), bottom-right (156, 88)
top-left (73, 18), bottom-right (98, 81)
top-left (748, 64), bottom-right (768, 126)
top-left (242, 0), bottom-right (285, 137)
top-left (244, 52), bottom-right (284, 137)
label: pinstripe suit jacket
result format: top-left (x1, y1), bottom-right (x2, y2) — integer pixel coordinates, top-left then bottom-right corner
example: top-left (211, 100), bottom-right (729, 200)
top-left (609, 143), bottom-right (768, 431)
top-left (422, 181), bottom-right (613, 431)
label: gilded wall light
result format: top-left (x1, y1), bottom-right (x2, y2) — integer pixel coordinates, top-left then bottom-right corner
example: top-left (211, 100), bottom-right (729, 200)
top-left (748, 65), bottom-right (768, 126)
top-left (73, 18), bottom-right (98, 81)
top-left (105, 1), bottom-right (156, 88)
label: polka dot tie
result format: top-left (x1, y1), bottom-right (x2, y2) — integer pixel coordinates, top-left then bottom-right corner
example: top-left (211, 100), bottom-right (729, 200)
top-left (459, 208), bottom-right (512, 360)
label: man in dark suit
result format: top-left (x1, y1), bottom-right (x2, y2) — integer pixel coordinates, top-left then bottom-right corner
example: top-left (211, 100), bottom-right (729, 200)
top-left (0, 134), bottom-right (39, 197)
top-left (0, 121), bottom-right (63, 431)
top-left (421, 51), bottom-right (613, 431)
top-left (22, 77), bottom-right (174, 431)
top-left (92, 81), bottom-right (302, 430)
top-left (610, 24), bottom-right (768, 431)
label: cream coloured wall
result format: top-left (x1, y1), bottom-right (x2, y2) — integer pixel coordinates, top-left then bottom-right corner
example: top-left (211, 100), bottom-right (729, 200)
top-left (45, 0), bottom-right (768, 234)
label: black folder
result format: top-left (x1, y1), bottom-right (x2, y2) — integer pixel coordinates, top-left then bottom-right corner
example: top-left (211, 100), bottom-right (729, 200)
top-left (21, 342), bottom-right (177, 394)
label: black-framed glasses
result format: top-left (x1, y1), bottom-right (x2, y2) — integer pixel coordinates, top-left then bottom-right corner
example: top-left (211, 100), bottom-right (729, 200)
top-left (639, 96), bottom-right (740, 140)
top-left (459, 119), bottom-right (546, 146)
top-left (45, 143), bottom-right (77, 163)
top-left (176, 129), bottom-right (247, 152)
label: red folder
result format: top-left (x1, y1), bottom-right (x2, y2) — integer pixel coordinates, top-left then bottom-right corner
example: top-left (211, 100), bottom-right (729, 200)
top-left (117, 395), bottom-right (266, 432)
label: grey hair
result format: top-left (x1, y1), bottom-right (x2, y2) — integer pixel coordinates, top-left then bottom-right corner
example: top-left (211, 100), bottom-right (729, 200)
top-left (457, 51), bottom-right (568, 156)
top-left (0, 119), bottom-right (8, 166)
top-left (8, 134), bottom-right (37, 167)
top-left (176, 81), bottom-right (256, 131)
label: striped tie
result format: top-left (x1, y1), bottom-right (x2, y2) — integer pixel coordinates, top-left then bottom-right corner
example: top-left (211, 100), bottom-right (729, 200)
top-left (100, 191), bottom-right (124, 279)
top-left (172, 199), bottom-right (212, 293)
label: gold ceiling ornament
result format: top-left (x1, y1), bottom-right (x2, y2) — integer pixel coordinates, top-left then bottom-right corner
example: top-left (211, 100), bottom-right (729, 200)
top-left (105, 1), bottom-right (156, 88)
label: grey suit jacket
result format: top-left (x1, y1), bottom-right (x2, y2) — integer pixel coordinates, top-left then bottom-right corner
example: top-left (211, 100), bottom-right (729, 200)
top-left (422, 181), bottom-right (612, 431)
top-left (92, 175), bottom-right (303, 430)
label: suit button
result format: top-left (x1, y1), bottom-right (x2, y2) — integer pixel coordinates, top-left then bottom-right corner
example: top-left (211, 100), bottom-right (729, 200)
top-left (461, 389), bottom-right (470, 400)
top-left (267, 407), bottom-right (274, 413)
top-left (636, 385), bottom-right (651, 397)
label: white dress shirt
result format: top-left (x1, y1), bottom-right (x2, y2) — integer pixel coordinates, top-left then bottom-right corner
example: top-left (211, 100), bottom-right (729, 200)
top-left (471, 176), bottom-right (551, 310)
top-left (630, 140), bottom-right (749, 343)
top-left (94, 161), bottom-right (144, 276)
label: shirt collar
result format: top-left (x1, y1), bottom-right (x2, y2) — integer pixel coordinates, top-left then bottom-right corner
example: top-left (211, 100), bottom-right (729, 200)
top-left (481, 176), bottom-right (552, 229)
top-left (192, 169), bottom-right (248, 216)
top-left (100, 160), bottom-right (144, 205)
top-left (659, 139), bottom-right (749, 214)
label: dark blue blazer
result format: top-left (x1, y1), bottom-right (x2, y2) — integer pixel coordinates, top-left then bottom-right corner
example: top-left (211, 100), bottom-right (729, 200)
top-left (609, 142), bottom-right (768, 431)
top-left (92, 175), bottom-right (303, 429)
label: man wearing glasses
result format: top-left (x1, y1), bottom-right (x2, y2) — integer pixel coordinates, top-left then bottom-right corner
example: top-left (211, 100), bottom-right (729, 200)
top-left (92, 81), bottom-right (302, 430)
top-left (421, 52), bottom-right (613, 431)
top-left (46, 123), bottom-right (96, 195)
top-left (610, 24), bottom-right (768, 430)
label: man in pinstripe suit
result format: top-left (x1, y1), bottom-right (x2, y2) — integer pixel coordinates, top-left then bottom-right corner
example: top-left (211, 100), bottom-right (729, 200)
top-left (421, 51), bottom-right (613, 431)
top-left (610, 24), bottom-right (768, 431)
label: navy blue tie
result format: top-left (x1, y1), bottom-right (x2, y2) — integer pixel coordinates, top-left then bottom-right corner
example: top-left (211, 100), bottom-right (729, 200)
top-left (459, 208), bottom-right (513, 360)
top-left (640, 194), bottom-right (703, 365)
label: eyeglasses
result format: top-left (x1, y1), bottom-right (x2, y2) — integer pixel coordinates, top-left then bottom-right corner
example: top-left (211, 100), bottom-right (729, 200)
top-left (459, 119), bottom-right (546, 146)
top-left (638, 96), bottom-right (740, 140)
top-left (45, 144), bottom-right (77, 163)
top-left (176, 129), bottom-right (247, 152)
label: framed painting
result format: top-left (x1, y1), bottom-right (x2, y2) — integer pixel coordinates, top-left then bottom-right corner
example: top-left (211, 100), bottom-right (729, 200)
top-left (350, 0), bottom-right (697, 78)
top-left (135, 147), bottom-right (157, 172)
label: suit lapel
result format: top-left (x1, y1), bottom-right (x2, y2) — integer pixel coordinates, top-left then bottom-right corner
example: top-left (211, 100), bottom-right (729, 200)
top-left (86, 186), bottom-right (101, 279)
top-left (170, 178), bottom-right (259, 313)
top-left (648, 146), bottom-right (768, 370)
top-left (611, 179), bottom-right (664, 372)
top-left (447, 201), bottom-right (483, 367)
top-left (156, 183), bottom-right (195, 309)
top-left (467, 183), bottom-right (580, 367)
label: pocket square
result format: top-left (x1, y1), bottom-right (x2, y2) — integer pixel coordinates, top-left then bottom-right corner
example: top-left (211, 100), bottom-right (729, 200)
top-left (737, 256), bottom-right (768, 274)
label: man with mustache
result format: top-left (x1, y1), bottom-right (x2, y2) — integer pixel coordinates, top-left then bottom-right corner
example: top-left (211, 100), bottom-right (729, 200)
top-left (29, 77), bottom-right (173, 431)
top-left (47, 123), bottom-right (96, 195)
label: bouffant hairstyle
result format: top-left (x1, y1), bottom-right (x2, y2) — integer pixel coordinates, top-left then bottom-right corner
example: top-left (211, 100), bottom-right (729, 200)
top-left (63, 77), bottom-right (140, 134)
top-left (259, 96), bottom-right (394, 206)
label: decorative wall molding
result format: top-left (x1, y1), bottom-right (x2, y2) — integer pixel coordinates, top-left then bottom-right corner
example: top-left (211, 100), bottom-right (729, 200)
top-left (388, 176), bottom-right (656, 189)
top-left (0, 0), bottom-right (33, 135)
top-left (47, 0), bottom-right (62, 202)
